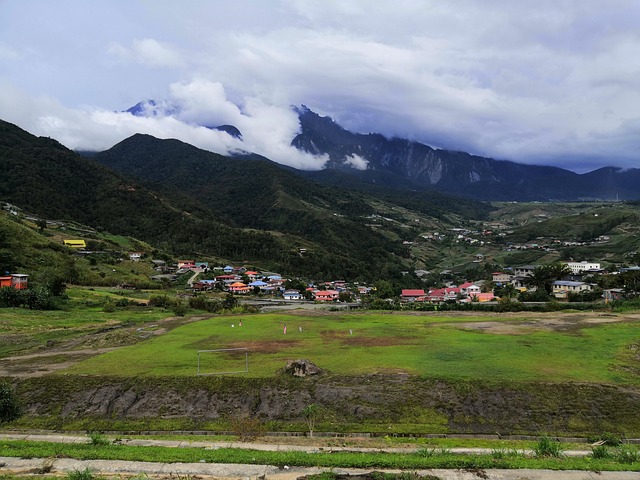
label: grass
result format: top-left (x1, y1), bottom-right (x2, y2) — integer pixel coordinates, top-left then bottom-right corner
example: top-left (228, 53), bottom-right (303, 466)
top-left (0, 288), bottom-right (177, 358)
top-left (60, 311), bottom-right (640, 386)
top-left (0, 439), bottom-right (638, 472)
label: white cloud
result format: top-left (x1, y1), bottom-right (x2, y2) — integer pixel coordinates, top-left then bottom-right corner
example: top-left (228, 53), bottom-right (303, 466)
top-left (0, 80), bottom-right (327, 170)
top-left (343, 154), bottom-right (369, 171)
top-left (108, 38), bottom-right (185, 68)
top-left (2, 0), bottom-right (640, 172)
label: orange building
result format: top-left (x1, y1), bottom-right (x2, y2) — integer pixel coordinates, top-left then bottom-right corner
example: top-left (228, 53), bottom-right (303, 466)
top-left (0, 274), bottom-right (29, 290)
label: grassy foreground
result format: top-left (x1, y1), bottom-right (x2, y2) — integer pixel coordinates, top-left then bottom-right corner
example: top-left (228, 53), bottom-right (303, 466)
top-left (61, 311), bottom-right (640, 386)
top-left (0, 439), bottom-right (639, 472)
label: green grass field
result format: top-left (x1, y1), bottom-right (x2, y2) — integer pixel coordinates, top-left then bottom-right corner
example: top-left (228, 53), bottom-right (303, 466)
top-left (0, 288), bottom-right (173, 358)
top-left (62, 312), bottom-right (640, 385)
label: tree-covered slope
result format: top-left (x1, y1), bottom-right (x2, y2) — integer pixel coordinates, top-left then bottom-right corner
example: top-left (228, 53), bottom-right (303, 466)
top-left (0, 120), bottom-right (293, 269)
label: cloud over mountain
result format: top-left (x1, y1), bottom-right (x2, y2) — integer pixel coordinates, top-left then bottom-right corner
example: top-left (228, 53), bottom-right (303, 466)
top-left (1, 1), bottom-right (640, 172)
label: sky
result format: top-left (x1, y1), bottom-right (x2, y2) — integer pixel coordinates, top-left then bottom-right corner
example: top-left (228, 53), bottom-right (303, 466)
top-left (2, 0), bottom-right (640, 172)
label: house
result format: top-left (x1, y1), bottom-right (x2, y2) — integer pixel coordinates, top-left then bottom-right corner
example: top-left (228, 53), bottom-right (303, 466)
top-left (401, 289), bottom-right (426, 302)
top-left (314, 290), bottom-right (340, 301)
top-left (492, 272), bottom-right (511, 283)
top-left (248, 280), bottom-right (268, 290)
top-left (603, 288), bottom-right (625, 302)
top-left (245, 271), bottom-right (259, 281)
top-left (0, 274), bottom-right (29, 290)
top-left (514, 265), bottom-right (537, 277)
top-left (178, 260), bottom-right (195, 269)
top-left (228, 282), bottom-right (251, 294)
top-left (459, 282), bottom-right (481, 296)
top-left (223, 265), bottom-right (235, 274)
top-left (470, 292), bottom-right (496, 302)
top-left (193, 279), bottom-right (216, 291)
top-left (283, 289), bottom-right (302, 300)
top-left (215, 274), bottom-right (239, 285)
top-left (129, 252), bottom-right (143, 261)
top-left (425, 287), bottom-right (461, 303)
top-left (63, 239), bottom-right (86, 249)
top-left (552, 280), bottom-right (592, 299)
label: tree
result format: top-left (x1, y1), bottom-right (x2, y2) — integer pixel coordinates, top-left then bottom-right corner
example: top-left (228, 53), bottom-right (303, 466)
top-left (373, 280), bottom-right (396, 299)
top-left (338, 291), bottom-right (353, 302)
top-left (303, 403), bottom-right (319, 437)
top-left (525, 263), bottom-right (571, 295)
top-left (0, 382), bottom-right (21, 424)
top-left (222, 293), bottom-right (238, 310)
top-left (497, 283), bottom-right (518, 302)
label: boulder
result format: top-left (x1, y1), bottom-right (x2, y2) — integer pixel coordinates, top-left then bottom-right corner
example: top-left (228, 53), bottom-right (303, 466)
top-left (284, 359), bottom-right (322, 377)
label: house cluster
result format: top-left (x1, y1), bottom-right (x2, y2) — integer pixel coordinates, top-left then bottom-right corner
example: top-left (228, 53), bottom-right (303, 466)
top-left (420, 227), bottom-right (499, 246)
top-left (495, 261), bottom-right (603, 299)
top-left (401, 260), bottom-right (622, 303)
top-left (189, 265), bottom-right (368, 302)
top-left (401, 282), bottom-right (495, 304)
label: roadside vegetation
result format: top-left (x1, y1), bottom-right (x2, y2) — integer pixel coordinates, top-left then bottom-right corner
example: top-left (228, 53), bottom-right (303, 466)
top-left (0, 438), bottom-right (638, 472)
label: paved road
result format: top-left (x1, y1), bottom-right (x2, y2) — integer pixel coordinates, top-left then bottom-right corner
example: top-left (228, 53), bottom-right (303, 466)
top-left (1, 434), bottom-right (638, 479)
top-left (1, 455), bottom-right (638, 479)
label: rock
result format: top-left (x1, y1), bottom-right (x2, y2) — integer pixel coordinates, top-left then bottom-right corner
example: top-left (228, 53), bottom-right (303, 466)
top-left (284, 359), bottom-right (322, 377)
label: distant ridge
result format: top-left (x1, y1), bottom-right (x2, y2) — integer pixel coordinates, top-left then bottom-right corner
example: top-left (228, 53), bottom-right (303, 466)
top-left (123, 99), bottom-right (640, 200)
top-left (292, 107), bottom-right (640, 201)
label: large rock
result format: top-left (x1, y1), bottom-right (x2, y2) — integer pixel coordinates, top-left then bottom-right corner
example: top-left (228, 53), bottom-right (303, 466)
top-left (284, 359), bottom-right (322, 377)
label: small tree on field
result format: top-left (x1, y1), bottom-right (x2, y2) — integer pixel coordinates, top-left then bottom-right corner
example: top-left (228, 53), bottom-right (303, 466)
top-left (0, 382), bottom-right (22, 424)
top-left (303, 403), bottom-right (319, 437)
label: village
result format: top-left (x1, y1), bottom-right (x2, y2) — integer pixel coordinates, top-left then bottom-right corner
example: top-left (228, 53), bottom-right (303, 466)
top-left (2, 232), bottom-right (638, 307)
top-left (136, 257), bottom-right (639, 305)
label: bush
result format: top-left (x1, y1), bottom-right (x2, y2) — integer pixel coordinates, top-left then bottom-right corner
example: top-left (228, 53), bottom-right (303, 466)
top-left (533, 436), bottom-right (563, 458)
top-left (591, 444), bottom-right (611, 459)
top-left (87, 431), bottom-right (111, 446)
top-left (228, 415), bottom-right (265, 441)
top-left (614, 444), bottom-right (640, 464)
top-left (66, 468), bottom-right (96, 480)
top-left (148, 295), bottom-right (176, 308)
top-left (0, 382), bottom-right (22, 424)
top-left (171, 301), bottom-right (187, 317)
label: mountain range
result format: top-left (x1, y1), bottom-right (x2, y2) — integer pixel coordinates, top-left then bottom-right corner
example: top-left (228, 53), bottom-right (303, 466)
top-left (126, 101), bottom-right (640, 201)
top-left (1, 118), bottom-right (489, 281)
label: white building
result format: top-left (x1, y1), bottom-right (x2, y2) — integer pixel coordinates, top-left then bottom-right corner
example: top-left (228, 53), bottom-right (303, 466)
top-left (565, 261), bottom-right (601, 274)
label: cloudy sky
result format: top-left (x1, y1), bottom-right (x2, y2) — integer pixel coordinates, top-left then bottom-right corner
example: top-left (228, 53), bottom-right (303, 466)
top-left (2, 0), bottom-right (640, 172)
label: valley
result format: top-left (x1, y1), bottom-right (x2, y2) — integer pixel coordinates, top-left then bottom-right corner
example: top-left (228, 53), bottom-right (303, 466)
top-left (2, 119), bottom-right (640, 476)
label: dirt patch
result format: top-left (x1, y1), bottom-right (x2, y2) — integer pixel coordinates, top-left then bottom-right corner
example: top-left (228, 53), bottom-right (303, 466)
top-left (444, 312), bottom-right (639, 335)
top-left (0, 348), bottom-right (119, 378)
top-left (227, 340), bottom-right (302, 354)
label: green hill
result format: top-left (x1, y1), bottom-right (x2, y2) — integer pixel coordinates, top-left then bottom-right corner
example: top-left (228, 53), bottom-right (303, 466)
top-left (0, 120), bottom-right (297, 272)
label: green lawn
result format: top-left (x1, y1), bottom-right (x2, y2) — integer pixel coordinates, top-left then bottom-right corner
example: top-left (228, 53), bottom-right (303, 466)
top-left (62, 312), bottom-right (640, 385)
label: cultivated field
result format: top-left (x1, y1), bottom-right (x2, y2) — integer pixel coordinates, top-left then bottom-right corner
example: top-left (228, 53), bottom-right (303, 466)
top-left (61, 310), bottom-right (640, 385)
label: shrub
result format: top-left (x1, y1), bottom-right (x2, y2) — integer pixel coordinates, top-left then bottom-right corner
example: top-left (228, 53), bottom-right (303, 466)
top-left (66, 468), bottom-right (96, 480)
top-left (87, 431), bottom-right (111, 446)
top-left (115, 298), bottom-right (129, 307)
top-left (228, 415), bottom-right (265, 442)
top-left (0, 382), bottom-right (22, 423)
top-left (171, 301), bottom-right (187, 317)
top-left (102, 301), bottom-right (116, 313)
top-left (533, 436), bottom-right (563, 458)
top-left (614, 444), bottom-right (640, 464)
top-left (591, 444), bottom-right (611, 459)
top-left (148, 295), bottom-right (175, 308)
